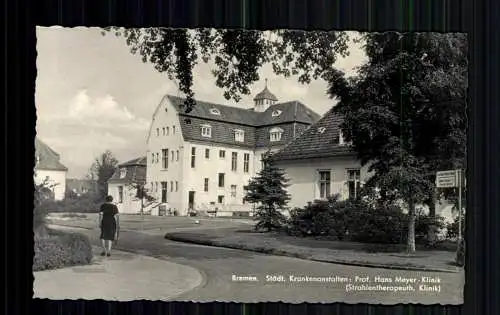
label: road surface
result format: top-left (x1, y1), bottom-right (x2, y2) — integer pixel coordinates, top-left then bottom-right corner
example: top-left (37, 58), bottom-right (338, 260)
top-left (58, 224), bottom-right (463, 304)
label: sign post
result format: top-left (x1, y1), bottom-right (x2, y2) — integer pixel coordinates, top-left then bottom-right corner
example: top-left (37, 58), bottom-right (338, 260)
top-left (436, 169), bottom-right (464, 244)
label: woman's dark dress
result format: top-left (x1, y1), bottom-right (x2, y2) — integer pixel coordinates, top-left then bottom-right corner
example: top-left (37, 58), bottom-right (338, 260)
top-left (100, 202), bottom-right (119, 241)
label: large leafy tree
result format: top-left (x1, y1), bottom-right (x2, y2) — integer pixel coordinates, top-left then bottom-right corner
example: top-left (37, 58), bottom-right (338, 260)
top-left (329, 32), bottom-right (467, 252)
top-left (102, 28), bottom-right (350, 112)
top-left (244, 152), bottom-right (291, 232)
top-left (89, 150), bottom-right (119, 200)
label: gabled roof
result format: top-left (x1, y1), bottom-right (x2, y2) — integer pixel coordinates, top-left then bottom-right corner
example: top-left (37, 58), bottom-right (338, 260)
top-left (34, 137), bottom-right (68, 171)
top-left (108, 156), bottom-right (147, 184)
top-left (272, 108), bottom-right (356, 161)
top-left (119, 156), bottom-right (147, 167)
top-left (166, 95), bottom-right (320, 149)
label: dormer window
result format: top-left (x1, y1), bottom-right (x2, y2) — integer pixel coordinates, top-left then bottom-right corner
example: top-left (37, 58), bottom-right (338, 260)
top-left (339, 130), bottom-right (351, 146)
top-left (210, 108), bottom-right (221, 115)
top-left (201, 124), bottom-right (212, 138)
top-left (234, 129), bottom-right (245, 142)
top-left (271, 110), bottom-right (282, 117)
top-left (269, 127), bottom-right (284, 142)
top-left (119, 168), bottom-right (127, 179)
top-left (318, 127), bottom-right (326, 134)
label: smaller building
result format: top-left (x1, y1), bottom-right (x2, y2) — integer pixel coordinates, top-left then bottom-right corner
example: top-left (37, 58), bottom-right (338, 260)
top-left (107, 156), bottom-right (147, 214)
top-left (34, 137), bottom-right (68, 201)
top-left (272, 107), bottom-right (369, 209)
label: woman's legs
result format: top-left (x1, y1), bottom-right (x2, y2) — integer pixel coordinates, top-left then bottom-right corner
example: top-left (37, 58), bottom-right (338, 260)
top-left (105, 240), bottom-right (113, 255)
top-left (100, 239), bottom-right (106, 255)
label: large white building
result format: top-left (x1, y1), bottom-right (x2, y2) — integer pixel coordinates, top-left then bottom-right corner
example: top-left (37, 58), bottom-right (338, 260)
top-left (146, 84), bottom-right (320, 216)
top-left (108, 156), bottom-right (147, 214)
top-left (34, 137), bottom-right (68, 201)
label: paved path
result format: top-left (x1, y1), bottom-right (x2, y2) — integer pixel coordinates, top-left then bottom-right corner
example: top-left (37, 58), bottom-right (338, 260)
top-left (49, 224), bottom-right (464, 304)
top-left (33, 245), bottom-right (203, 301)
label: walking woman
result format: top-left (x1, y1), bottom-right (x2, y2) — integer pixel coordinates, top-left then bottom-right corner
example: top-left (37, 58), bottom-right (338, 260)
top-left (98, 195), bottom-right (120, 256)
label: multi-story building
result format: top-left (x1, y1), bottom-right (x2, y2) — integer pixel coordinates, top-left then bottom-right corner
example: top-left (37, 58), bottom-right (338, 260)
top-left (146, 84), bottom-right (320, 216)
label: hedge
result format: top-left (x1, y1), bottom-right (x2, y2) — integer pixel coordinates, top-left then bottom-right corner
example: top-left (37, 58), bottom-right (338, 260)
top-left (286, 198), bottom-right (446, 245)
top-left (33, 230), bottom-right (93, 271)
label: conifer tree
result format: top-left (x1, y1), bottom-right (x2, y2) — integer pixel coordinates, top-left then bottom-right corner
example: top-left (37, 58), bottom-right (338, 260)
top-left (244, 152), bottom-right (291, 232)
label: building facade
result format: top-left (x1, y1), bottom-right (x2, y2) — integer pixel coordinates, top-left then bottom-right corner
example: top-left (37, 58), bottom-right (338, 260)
top-left (272, 108), bottom-right (458, 225)
top-left (146, 84), bottom-right (321, 216)
top-left (66, 179), bottom-right (97, 197)
top-left (107, 156), bottom-right (147, 214)
top-left (34, 137), bottom-right (68, 201)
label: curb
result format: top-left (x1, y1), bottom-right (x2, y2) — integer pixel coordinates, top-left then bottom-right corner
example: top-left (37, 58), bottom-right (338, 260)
top-left (164, 234), bottom-right (461, 274)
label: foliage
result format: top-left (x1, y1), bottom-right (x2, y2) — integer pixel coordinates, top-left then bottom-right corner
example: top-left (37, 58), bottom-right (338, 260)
top-left (446, 213), bottom-right (466, 239)
top-left (287, 196), bottom-right (446, 245)
top-left (244, 152), bottom-right (291, 232)
top-left (38, 193), bottom-right (103, 214)
top-left (34, 177), bottom-right (57, 230)
top-left (455, 238), bottom-right (465, 267)
top-left (102, 28), bottom-right (350, 112)
top-left (329, 32), bottom-right (467, 252)
top-left (88, 150), bottom-right (119, 199)
top-left (33, 230), bottom-right (93, 271)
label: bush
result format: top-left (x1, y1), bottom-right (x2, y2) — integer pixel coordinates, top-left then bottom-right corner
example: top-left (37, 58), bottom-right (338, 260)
top-left (39, 193), bottom-right (103, 214)
top-left (286, 197), bottom-right (446, 245)
top-left (455, 238), bottom-right (465, 266)
top-left (33, 231), bottom-right (93, 271)
top-left (446, 214), bottom-right (466, 239)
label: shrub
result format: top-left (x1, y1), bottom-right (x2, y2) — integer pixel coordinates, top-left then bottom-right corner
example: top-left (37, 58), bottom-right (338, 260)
top-left (286, 196), bottom-right (446, 245)
top-left (446, 214), bottom-right (466, 239)
top-left (33, 231), bottom-right (93, 271)
top-left (455, 238), bottom-right (465, 267)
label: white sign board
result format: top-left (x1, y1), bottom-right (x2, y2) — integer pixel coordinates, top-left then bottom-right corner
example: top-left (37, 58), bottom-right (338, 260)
top-left (436, 170), bottom-right (458, 188)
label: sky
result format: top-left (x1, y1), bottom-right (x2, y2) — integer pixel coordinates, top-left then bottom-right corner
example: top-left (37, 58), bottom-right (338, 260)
top-left (35, 27), bottom-right (367, 178)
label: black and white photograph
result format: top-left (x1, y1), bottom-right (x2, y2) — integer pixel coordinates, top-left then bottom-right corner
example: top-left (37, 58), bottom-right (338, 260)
top-left (33, 27), bottom-right (467, 304)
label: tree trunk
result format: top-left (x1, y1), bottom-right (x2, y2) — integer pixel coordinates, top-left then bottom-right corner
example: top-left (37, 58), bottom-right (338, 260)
top-left (427, 188), bottom-right (438, 245)
top-left (407, 200), bottom-right (416, 253)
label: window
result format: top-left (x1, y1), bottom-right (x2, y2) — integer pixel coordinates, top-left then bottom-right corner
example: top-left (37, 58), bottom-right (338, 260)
top-left (156, 128), bottom-right (160, 136)
top-left (171, 150), bottom-right (174, 161)
top-left (176, 150), bottom-right (179, 161)
top-left (210, 108), bottom-right (221, 115)
top-left (204, 178), bottom-right (209, 192)
top-left (201, 124), bottom-right (212, 138)
top-left (155, 153), bottom-right (159, 163)
top-left (170, 181), bottom-right (174, 192)
top-left (166, 127), bottom-right (170, 135)
top-left (260, 154), bottom-right (266, 169)
top-left (318, 170), bottom-right (331, 199)
top-left (205, 148), bottom-right (210, 159)
top-left (339, 130), bottom-right (345, 145)
top-left (219, 150), bottom-right (226, 158)
top-left (218, 173), bottom-right (225, 187)
top-left (173, 126), bottom-right (176, 134)
top-left (162, 127), bottom-right (166, 135)
top-left (191, 147), bottom-right (196, 168)
top-left (175, 181), bottom-right (178, 192)
top-left (318, 127), bottom-right (326, 134)
top-left (218, 195), bottom-right (225, 204)
top-left (151, 153), bottom-right (154, 163)
top-left (119, 168), bottom-right (127, 178)
top-left (150, 182), bottom-right (153, 192)
top-left (231, 152), bottom-right (238, 171)
top-left (162, 149), bottom-right (169, 169)
top-left (118, 186), bottom-right (123, 203)
top-left (347, 169), bottom-right (361, 200)
top-left (269, 127), bottom-right (284, 142)
top-left (155, 182), bottom-right (159, 193)
top-left (234, 129), bottom-right (245, 142)
top-left (230, 185), bottom-right (237, 198)
top-left (271, 110), bottom-right (282, 117)
top-left (243, 153), bottom-right (250, 173)
top-left (161, 182), bottom-right (168, 203)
